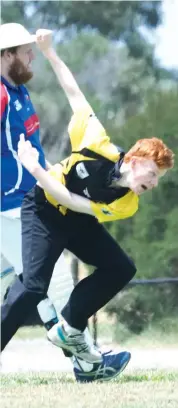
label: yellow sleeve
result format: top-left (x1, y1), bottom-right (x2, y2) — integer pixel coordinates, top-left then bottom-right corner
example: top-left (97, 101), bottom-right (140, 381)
top-left (81, 115), bottom-right (119, 162)
top-left (68, 106), bottom-right (119, 162)
top-left (90, 192), bottom-right (139, 223)
top-left (68, 106), bottom-right (93, 151)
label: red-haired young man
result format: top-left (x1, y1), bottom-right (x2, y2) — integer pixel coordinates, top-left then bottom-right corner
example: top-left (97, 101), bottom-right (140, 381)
top-left (1, 30), bottom-right (174, 382)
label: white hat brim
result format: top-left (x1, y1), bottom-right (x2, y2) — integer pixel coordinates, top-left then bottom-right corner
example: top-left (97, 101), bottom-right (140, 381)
top-left (0, 34), bottom-right (37, 50)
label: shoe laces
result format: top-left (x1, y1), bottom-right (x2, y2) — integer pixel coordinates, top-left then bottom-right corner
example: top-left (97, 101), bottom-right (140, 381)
top-left (68, 332), bottom-right (90, 354)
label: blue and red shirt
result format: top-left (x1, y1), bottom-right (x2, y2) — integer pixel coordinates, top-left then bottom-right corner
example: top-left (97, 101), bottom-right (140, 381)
top-left (1, 76), bottom-right (46, 211)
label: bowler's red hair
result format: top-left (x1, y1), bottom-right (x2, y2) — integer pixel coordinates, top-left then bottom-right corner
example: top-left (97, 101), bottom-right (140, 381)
top-left (124, 137), bottom-right (174, 169)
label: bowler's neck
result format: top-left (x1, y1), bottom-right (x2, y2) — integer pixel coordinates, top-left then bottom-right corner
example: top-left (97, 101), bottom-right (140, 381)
top-left (111, 162), bottom-right (131, 188)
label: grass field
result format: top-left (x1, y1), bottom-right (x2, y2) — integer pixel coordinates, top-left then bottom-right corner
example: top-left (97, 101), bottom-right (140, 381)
top-left (3, 320), bottom-right (178, 407)
top-left (1, 370), bottom-right (178, 408)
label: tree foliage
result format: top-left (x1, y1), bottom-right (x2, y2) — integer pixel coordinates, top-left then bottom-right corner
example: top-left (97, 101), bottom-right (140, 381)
top-left (2, 1), bottom-right (162, 63)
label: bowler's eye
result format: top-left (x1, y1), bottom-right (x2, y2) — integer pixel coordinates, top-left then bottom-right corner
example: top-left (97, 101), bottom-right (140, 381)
top-left (141, 184), bottom-right (147, 190)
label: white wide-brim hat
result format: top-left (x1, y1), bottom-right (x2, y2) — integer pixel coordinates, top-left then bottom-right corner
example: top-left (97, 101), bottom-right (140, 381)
top-left (0, 23), bottom-right (36, 50)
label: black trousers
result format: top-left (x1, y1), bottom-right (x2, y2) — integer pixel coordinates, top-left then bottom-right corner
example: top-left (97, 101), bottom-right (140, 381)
top-left (1, 186), bottom-right (136, 351)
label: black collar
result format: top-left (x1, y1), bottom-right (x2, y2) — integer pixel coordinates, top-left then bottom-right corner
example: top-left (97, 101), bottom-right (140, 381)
top-left (107, 153), bottom-right (125, 186)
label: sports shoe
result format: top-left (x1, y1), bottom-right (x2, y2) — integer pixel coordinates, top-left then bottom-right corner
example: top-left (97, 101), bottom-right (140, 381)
top-left (73, 350), bottom-right (131, 383)
top-left (47, 320), bottom-right (102, 363)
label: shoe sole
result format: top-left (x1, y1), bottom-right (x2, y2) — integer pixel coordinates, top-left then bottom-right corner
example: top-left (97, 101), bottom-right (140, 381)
top-left (62, 349), bottom-right (73, 358)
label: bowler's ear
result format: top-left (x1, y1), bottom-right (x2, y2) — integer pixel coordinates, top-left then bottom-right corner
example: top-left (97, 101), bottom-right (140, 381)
top-left (131, 156), bottom-right (143, 169)
top-left (130, 157), bottom-right (137, 169)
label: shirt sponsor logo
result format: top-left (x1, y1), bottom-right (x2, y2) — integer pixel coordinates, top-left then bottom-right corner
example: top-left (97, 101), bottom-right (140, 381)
top-left (24, 113), bottom-right (40, 137)
top-left (76, 162), bottom-right (89, 179)
top-left (101, 208), bottom-right (112, 215)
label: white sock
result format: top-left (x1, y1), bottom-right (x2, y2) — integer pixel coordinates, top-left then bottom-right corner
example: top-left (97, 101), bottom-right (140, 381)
top-left (37, 298), bottom-right (57, 324)
top-left (62, 318), bottom-right (82, 335)
top-left (73, 356), bottom-right (94, 372)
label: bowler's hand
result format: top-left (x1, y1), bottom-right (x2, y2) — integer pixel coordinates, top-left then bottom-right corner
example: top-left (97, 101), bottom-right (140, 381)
top-left (36, 29), bottom-right (53, 54)
top-left (18, 134), bottom-right (40, 175)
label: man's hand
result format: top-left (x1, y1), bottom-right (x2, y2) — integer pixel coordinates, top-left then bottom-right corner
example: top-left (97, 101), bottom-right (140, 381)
top-left (18, 134), bottom-right (40, 175)
top-left (36, 29), bottom-right (53, 55)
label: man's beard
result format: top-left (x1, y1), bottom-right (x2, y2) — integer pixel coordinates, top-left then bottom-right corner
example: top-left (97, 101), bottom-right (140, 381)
top-left (8, 57), bottom-right (33, 85)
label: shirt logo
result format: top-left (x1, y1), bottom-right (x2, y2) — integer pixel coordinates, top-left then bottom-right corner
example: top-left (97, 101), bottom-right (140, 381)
top-left (101, 208), bottom-right (112, 215)
top-left (83, 188), bottom-right (91, 198)
top-left (14, 100), bottom-right (22, 111)
top-left (76, 162), bottom-right (89, 179)
top-left (24, 113), bottom-right (40, 137)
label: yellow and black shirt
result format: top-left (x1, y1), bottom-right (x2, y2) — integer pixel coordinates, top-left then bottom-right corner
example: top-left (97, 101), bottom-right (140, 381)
top-left (45, 106), bottom-right (139, 222)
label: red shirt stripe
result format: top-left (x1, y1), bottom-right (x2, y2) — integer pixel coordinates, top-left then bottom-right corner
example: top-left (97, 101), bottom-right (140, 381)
top-left (0, 83), bottom-right (8, 120)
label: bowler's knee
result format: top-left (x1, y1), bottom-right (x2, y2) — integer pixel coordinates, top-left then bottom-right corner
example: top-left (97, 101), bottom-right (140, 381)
top-left (17, 276), bottom-right (46, 305)
top-left (114, 253), bottom-right (137, 281)
top-left (126, 257), bottom-right (137, 280)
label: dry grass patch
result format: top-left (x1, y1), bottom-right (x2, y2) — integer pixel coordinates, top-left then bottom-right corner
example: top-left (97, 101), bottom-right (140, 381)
top-left (1, 370), bottom-right (178, 408)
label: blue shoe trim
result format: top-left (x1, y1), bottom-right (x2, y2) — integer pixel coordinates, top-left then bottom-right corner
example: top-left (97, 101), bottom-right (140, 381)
top-left (57, 325), bottom-right (66, 343)
top-left (0, 267), bottom-right (14, 279)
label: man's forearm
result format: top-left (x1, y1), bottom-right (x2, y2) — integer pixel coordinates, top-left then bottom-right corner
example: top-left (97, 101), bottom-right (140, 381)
top-left (45, 159), bottom-right (52, 170)
top-left (43, 48), bottom-right (89, 112)
top-left (33, 165), bottom-right (94, 216)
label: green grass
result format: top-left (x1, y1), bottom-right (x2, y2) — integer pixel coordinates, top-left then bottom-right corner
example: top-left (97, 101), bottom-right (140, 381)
top-left (1, 370), bottom-right (178, 408)
top-left (14, 325), bottom-right (46, 340)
